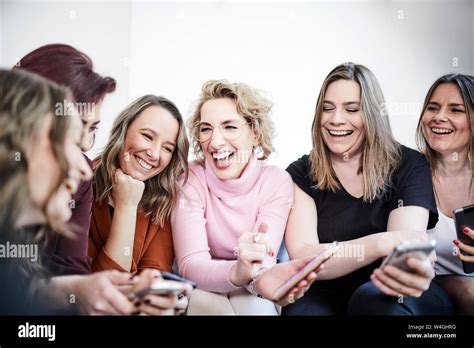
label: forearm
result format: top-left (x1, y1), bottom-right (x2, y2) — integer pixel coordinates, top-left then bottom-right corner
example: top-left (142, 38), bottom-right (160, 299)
top-left (292, 232), bottom-right (395, 280)
top-left (104, 204), bottom-right (137, 271)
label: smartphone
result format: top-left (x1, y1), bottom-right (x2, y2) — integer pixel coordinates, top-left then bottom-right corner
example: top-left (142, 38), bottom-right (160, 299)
top-left (132, 281), bottom-right (185, 298)
top-left (454, 204), bottom-right (474, 274)
top-left (161, 272), bottom-right (196, 289)
top-left (271, 241), bottom-right (340, 301)
top-left (381, 239), bottom-right (437, 273)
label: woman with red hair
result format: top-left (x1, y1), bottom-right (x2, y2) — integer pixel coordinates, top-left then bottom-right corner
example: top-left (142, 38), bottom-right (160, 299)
top-left (15, 43), bottom-right (116, 275)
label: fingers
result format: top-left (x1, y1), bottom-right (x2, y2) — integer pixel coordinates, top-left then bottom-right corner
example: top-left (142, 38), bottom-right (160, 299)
top-left (382, 264), bottom-right (430, 293)
top-left (458, 252), bottom-right (474, 263)
top-left (138, 293), bottom-right (178, 316)
top-left (463, 227), bottom-right (474, 240)
top-left (104, 270), bottom-right (134, 286)
top-left (100, 281), bottom-right (136, 315)
top-left (370, 272), bottom-right (400, 297)
top-left (454, 239), bottom-right (474, 256)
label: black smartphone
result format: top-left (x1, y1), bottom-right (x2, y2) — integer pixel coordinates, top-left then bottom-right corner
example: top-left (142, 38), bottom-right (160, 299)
top-left (453, 204), bottom-right (474, 274)
top-left (161, 272), bottom-right (196, 289)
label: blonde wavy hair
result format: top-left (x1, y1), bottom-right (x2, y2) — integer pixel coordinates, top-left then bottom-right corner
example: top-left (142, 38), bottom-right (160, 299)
top-left (310, 63), bottom-right (401, 202)
top-left (188, 79), bottom-right (275, 161)
top-left (93, 95), bottom-right (189, 227)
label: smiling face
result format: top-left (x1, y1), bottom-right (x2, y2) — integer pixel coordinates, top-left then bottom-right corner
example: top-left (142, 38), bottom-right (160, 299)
top-left (200, 98), bottom-right (258, 180)
top-left (320, 79), bottom-right (366, 158)
top-left (118, 105), bottom-right (179, 181)
top-left (421, 83), bottom-right (471, 156)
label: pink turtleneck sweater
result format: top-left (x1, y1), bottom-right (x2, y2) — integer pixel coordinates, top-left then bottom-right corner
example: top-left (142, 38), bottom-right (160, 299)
top-left (171, 157), bottom-right (294, 293)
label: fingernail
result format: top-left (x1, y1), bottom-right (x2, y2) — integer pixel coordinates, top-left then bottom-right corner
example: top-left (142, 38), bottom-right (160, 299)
top-left (464, 228), bottom-right (470, 234)
top-left (453, 240), bottom-right (459, 246)
top-left (144, 299), bottom-right (151, 305)
top-left (270, 250), bottom-right (275, 257)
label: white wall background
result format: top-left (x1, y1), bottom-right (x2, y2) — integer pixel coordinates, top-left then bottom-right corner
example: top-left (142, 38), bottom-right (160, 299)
top-left (1, 0), bottom-right (473, 169)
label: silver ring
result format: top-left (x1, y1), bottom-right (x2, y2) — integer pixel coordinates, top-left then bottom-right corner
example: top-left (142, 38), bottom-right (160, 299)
top-left (252, 234), bottom-right (260, 243)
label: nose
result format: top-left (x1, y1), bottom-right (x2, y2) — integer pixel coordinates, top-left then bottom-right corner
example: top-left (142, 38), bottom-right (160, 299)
top-left (330, 108), bottom-right (346, 125)
top-left (209, 126), bottom-right (226, 149)
top-left (433, 108), bottom-right (448, 122)
top-left (80, 131), bottom-right (93, 152)
top-left (145, 143), bottom-right (160, 164)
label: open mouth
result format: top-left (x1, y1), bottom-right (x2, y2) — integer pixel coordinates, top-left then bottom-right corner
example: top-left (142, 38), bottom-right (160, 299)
top-left (134, 155), bottom-right (155, 171)
top-left (431, 127), bottom-right (454, 135)
top-left (212, 150), bottom-right (235, 163)
top-left (327, 129), bottom-right (354, 137)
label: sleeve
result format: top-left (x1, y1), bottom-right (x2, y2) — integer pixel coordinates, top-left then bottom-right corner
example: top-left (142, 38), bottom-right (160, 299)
top-left (286, 155), bottom-right (315, 198)
top-left (253, 168), bottom-right (294, 270)
top-left (89, 238), bottom-right (128, 273)
top-left (47, 177), bottom-right (93, 275)
top-left (389, 153), bottom-right (439, 229)
top-left (137, 219), bottom-right (174, 273)
top-left (88, 209), bottom-right (129, 273)
top-left (171, 172), bottom-right (239, 293)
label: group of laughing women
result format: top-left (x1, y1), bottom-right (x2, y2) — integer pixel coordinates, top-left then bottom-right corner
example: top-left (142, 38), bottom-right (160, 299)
top-left (0, 44), bottom-right (472, 316)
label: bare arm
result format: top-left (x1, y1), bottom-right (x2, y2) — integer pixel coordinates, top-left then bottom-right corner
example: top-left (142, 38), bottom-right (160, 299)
top-left (285, 184), bottom-right (428, 280)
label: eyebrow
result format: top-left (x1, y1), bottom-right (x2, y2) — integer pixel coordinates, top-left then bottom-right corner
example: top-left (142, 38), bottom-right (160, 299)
top-left (323, 100), bottom-right (360, 106)
top-left (199, 119), bottom-right (241, 125)
top-left (139, 127), bottom-right (176, 147)
top-left (427, 101), bottom-right (465, 107)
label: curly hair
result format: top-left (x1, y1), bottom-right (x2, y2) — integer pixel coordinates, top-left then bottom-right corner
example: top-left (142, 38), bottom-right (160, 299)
top-left (188, 79), bottom-right (275, 161)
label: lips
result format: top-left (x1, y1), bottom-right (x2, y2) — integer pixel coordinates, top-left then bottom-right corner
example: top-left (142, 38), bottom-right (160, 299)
top-left (327, 129), bottom-right (354, 137)
top-left (431, 127), bottom-right (454, 135)
top-left (210, 150), bottom-right (235, 170)
top-left (134, 155), bottom-right (155, 171)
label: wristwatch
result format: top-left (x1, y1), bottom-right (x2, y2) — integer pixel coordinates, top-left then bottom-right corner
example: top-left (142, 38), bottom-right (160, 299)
top-left (246, 267), bottom-right (268, 298)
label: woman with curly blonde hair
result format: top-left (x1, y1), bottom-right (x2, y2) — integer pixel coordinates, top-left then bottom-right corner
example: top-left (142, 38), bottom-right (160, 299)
top-left (172, 80), bottom-right (322, 315)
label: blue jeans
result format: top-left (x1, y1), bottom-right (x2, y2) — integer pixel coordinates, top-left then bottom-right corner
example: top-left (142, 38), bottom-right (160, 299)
top-left (282, 280), bottom-right (453, 316)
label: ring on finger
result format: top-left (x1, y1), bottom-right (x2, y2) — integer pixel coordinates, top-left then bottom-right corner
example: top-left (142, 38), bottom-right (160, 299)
top-left (253, 234), bottom-right (260, 243)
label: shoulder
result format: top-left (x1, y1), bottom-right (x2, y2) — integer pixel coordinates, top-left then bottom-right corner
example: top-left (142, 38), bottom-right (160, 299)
top-left (286, 154), bottom-right (311, 173)
top-left (260, 163), bottom-right (292, 182)
top-left (393, 145), bottom-right (430, 178)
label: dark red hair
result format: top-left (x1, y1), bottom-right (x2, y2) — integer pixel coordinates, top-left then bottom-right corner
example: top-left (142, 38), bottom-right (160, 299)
top-left (15, 43), bottom-right (116, 105)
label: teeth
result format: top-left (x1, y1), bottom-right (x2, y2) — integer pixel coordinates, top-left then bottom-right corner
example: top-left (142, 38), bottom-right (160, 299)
top-left (212, 151), bottom-right (233, 160)
top-left (328, 130), bottom-right (353, 136)
top-left (136, 157), bottom-right (153, 170)
top-left (431, 128), bottom-right (453, 134)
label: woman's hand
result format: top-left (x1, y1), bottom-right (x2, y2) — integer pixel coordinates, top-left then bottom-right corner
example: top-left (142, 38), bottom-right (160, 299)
top-left (254, 256), bottom-right (323, 307)
top-left (371, 256), bottom-right (434, 298)
top-left (63, 270), bottom-right (136, 315)
top-left (112, 167), bottom-right (145, 208)
top-left (229, 223), bottom-right (274, 286)
top-left (454, 227), bottom-right (474, 264)
top-left (130, 269), bottom-right (193, 316)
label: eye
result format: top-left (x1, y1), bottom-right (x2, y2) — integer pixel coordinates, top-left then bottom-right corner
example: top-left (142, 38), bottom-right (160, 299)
top-left (323, 106), bottom-right (334, 112)
top-left (142, 133), bottom-right (153, 140)
top-left (346, 108), bottom-right (359, 113)
top-left (163, 146), bottom-right (174, 153)
top-left (451, 108), bottom-right (465, 113)
top-left (426, 105), bottom-right (439, 112)
top-left (224, 125), bottom-right (238, 131)
top-left (199, 126), bottom-right (212, 133)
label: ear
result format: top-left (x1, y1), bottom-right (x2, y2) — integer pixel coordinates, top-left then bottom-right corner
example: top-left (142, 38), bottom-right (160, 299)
top-left (251, 128), bottom-right (260, 148)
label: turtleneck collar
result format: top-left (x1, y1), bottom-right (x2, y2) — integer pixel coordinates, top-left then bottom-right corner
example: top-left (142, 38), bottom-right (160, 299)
top-left (204, 154), bottom-right (261, 198)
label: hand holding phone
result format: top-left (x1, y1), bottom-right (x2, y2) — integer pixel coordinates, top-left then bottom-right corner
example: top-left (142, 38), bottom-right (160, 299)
top-left (454, 204), bottom-right (474, 274)
top-left (381, 239), bottom-right (437, 273)
top-left (271, 242), bottom-right (340, 301)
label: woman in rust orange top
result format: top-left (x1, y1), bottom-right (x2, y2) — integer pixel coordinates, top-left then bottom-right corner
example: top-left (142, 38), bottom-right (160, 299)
top-left (89, 95), bottom-right (189, 275)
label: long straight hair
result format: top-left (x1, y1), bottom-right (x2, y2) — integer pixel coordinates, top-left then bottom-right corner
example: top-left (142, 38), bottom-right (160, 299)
top-left (93, 95), bottom-right (189, 227)
top-left (416, 74), bottom-right (474, 176)
top-left (310, 63), bottom-right (401, 201)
